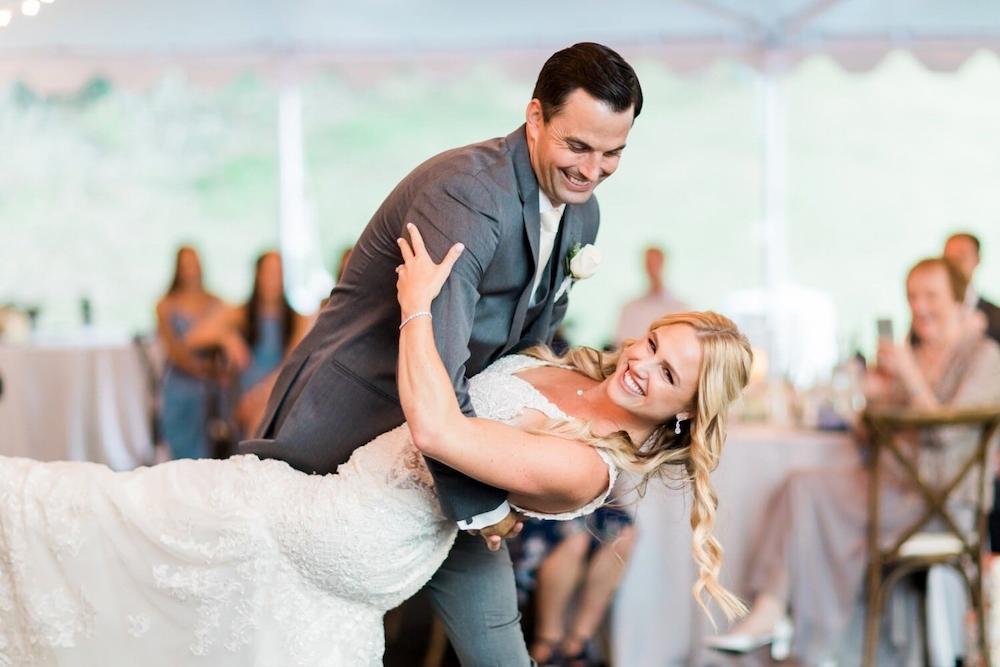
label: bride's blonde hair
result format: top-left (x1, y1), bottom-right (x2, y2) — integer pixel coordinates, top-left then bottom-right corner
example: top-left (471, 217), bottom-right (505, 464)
top-left (523, 311), bottom-right (752, 622)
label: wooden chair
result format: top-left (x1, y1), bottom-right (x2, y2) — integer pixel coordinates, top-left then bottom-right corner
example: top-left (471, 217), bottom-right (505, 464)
top-left (862, 405), bottom-right (1000, 667)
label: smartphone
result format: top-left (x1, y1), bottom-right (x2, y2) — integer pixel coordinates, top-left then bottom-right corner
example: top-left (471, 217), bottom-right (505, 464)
top-left (876, 318), bottom-right (894, 342)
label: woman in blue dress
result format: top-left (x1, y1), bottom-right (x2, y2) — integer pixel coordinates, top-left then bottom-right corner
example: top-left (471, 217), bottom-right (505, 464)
top-left (187, 251), bottom-right (312, 436)
top-left (155, 246), bottom-right (221, 459)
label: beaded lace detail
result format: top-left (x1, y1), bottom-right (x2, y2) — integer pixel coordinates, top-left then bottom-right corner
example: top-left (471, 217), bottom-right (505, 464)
top-left (470, 355), bottom-right (619, 520)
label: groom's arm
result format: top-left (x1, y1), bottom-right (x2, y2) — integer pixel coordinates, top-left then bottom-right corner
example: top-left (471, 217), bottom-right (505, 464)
top-left (402, 174), bottom-right (510, 526)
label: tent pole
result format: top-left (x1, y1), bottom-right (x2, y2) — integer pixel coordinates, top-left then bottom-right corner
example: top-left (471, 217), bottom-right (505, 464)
top-left (760, 59), bottom-right (789, 379)
top-left (278, 75), bottom-right (332, 313)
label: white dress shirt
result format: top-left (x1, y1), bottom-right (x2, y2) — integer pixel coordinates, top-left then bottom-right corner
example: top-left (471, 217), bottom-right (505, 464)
top-left (530, 190), bottom-right (566, 306)
top-left (457, 190), bottom-right (564, 531)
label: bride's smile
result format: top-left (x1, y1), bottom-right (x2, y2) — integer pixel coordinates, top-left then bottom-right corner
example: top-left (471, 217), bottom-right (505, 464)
top-left (601, 324), bottom-right (703, 429)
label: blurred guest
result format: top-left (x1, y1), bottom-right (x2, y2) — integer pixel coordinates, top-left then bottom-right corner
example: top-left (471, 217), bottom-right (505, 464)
top-left (946, 233), bottom-right (1000, 551)
top-left (707, 257), bottom-right (1000, 665)
top-left (944, 232), bottom-right (1000, 343)
top-left (156, 246), bottom-right (221, 459)
top-left (614, 246), bottom-right (689, 346)
top-left (516, 503), bottom-right (636, 667)
top-left (0, 305), bottom-right (31, 342)
top-left (187, 251), bottom-right (312, 436)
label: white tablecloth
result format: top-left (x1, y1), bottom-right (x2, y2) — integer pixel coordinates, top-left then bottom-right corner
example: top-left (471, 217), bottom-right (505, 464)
top-left (0, 337), bottom-right (153, 470)
top-left (613, 425), bottom-right (859, 666)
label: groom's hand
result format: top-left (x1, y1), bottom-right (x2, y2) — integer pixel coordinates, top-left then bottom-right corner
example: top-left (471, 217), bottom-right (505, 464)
top-left (468, 511), bottom-right (524, 552)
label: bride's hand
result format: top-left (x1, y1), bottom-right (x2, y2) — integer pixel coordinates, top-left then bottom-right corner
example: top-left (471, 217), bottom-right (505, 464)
top-left (396, 223), bottom-right (464, 316)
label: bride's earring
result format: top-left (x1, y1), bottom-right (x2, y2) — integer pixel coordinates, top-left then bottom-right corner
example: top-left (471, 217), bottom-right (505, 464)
top-left (675, 418), bottom-right (683, 435)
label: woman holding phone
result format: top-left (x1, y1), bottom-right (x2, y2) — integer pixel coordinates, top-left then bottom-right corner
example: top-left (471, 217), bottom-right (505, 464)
top-left (707, 256), bottom-right (1000, 665)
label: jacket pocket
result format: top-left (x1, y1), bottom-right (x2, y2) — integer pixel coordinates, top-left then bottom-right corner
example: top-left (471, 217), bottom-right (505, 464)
top-left (328, 358), bottom-right (399, 406)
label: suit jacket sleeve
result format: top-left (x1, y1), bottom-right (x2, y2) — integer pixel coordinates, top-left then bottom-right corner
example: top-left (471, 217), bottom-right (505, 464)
top-left (402, 172), bottom-right (508, 522)
top-left (978, 298), bottom-right (1000, 345)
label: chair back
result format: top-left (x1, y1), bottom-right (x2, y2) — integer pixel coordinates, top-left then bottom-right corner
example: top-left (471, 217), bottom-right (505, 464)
top-left (862, 405), bottom-right (1000, 667)
top-left (863, 405), bottom-right (1000, 565)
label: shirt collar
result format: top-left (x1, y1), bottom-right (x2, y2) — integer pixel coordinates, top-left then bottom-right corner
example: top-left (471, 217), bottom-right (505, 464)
top-left (538, 189), bottom-right (566, 217)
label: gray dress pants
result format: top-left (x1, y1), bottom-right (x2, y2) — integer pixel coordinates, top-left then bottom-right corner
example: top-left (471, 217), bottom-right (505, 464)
top-left (423, 532), bottom-right (534, 667)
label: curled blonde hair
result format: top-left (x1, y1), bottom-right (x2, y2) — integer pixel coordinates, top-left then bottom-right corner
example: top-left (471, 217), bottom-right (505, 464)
top-left (524, 311), bottom-right (753, 622)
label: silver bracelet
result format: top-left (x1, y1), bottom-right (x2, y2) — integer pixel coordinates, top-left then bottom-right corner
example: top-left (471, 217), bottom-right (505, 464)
top-left (399, 311), bottom-right (432, 330)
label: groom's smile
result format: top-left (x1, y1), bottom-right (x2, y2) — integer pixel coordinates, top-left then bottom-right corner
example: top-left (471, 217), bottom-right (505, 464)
top-left (561, 166), bottom-right (595, 193)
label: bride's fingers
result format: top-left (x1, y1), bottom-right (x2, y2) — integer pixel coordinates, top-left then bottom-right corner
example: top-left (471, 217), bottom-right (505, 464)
top-left (405, 223), bottom-right (427, 256)
top-left (437, 243), bottom-right (465, 277)
top-left (396, 237), bottom-right (415, 263)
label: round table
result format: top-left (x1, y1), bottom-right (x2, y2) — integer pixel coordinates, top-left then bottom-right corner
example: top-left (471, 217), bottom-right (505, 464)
top-left (613, 423), bottom-right (967, 666)
top-left (0, 334), bottom-right (153, 470)
top-left (612, 425), bottom-right (858, 666)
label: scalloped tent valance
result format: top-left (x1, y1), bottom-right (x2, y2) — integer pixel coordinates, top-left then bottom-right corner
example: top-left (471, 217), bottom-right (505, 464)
top-left (2, 0), bottom-right (1000, 93)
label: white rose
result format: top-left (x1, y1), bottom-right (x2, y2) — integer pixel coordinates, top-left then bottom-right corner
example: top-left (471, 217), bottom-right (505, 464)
top-left (569, 244), bottom-right (602, 280)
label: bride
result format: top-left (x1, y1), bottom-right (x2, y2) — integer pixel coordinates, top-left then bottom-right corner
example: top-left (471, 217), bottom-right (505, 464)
top-left (0, 226), bottom-right (752, 666)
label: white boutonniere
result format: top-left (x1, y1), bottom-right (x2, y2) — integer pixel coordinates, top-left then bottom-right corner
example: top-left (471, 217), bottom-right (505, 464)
top-left (554, 243), bottom-right (601, 301)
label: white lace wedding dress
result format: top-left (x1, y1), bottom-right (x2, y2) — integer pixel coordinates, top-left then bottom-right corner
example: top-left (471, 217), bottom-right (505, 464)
top-left (0, 355), bottom-right (618, 667)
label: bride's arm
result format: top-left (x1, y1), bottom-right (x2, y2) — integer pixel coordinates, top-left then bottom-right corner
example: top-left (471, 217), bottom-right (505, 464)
top-left (396, 224), bottom-right (609, 515)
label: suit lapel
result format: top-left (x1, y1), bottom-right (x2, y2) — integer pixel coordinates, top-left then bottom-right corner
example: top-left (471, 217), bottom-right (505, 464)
top-left (529, 206), bottom-right (581, 341)
top-left (552, 205), bottom-right (581, 290)
top-left (522, 194), bottom-right (541, 285)
top-left (505, 126), bottom-right (542, 350)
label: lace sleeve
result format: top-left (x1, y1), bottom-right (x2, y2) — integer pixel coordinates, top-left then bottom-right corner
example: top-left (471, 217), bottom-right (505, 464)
top-left (510, 449), bottom-right (619, 521)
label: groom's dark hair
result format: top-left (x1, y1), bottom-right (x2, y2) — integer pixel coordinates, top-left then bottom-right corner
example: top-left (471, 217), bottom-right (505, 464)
top-left (533, 42), bottom-right (643, 122)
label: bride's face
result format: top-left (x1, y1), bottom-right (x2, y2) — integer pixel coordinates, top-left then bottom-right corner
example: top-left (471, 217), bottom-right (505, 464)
top-left (609, 324), bottom-right (703, 426)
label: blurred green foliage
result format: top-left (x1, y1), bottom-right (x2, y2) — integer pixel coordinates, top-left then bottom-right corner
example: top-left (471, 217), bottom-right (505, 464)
top-left (2, 53), bottom-right (999, 363)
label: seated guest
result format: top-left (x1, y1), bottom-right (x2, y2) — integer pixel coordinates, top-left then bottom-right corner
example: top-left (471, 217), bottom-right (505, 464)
top-left (706, 257), bottom-right (1000, 665)
top-left (156, 246), bottom-right (221, 459)
top-left (614, 246), bottom-right (689, 347)
top-left (944, 232), bottom-right (1000, 552)
top-left (186, 251), bottom-right (312, 436)
top-left (515, 500), bottom-right (636, 666)
top-left (944, 232), bottom-right (1000, 344)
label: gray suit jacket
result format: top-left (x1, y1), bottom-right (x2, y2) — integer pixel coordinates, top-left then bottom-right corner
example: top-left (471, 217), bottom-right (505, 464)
top-left (241, 125), bottom-right (600, 522)
top-left (977, 296), bottom-right (1000, 345)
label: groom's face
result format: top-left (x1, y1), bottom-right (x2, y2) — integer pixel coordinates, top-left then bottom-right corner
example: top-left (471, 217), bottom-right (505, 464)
top-left (525, 88), bottom-right (633, 207)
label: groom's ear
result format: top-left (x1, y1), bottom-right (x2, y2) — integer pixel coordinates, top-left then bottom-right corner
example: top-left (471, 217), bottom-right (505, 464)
top-left (525, 98), bottom-right (544, 131)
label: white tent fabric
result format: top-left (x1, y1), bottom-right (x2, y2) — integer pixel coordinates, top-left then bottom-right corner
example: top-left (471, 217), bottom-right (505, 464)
top-left (3, 0), bottom-right (1000, 344)
top-left (2, 6), bottom-right (1000, 661)
top-left (3, 0), bottom-right (1000, 93)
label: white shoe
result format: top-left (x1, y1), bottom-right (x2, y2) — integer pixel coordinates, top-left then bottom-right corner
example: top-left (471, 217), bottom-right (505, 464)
top-left (705, 616), bottom-right (794, 660)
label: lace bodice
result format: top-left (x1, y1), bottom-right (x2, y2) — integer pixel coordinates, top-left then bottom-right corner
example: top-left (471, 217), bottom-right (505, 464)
top-left (467, 354), bottom-right (620, 520)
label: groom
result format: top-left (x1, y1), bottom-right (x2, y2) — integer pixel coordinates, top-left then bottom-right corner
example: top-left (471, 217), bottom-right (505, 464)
top-left (243, 42), bottom-right (642, 665)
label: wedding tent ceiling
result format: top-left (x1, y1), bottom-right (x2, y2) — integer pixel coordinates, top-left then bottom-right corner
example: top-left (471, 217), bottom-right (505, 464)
top-left (3, 0), bottom-right (1000, 92)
